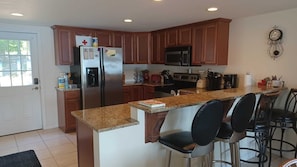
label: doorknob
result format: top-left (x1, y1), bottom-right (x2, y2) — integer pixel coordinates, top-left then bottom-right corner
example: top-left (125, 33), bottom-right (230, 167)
top-left (32, 87), bottom-right (39, 90)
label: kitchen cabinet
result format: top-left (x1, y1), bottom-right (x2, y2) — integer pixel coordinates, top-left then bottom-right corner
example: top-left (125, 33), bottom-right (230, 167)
top-left (191, 19), bottom-right (231, 65)
top-left (123, 85), bottom-right (155, 103)
top-left (57, 89), bottom-right (81, 132)
top-left (123, 85), bottom-right (144, 102)
top-left (165, 26), bottom-right (192, 47)
top-left (123, 32), bottom-right (151, 64)
top-left (52, 26), bottom-right (75, 65)
top-left (143, 85), bottom-right (155, 100)
top-left (134, 32), bottom-right (151, 64)
top-left (112, 31), bottom-right (124, 47)
top-left (94, 30), bottom-right (112, 46)
top-left (151, 30), bottom-right (166, 64)
top-left (122, 32), bottom-right (134, 64)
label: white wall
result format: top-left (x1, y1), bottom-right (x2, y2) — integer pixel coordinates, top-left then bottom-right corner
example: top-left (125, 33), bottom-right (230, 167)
top-left (0, 23), bottom-right (68, 129)
top-left (225, 8), bottom-right (297, 89)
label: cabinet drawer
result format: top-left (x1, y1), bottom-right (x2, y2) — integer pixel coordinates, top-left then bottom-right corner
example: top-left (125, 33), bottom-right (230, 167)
top-left (65, 90), bottom-right (80, 99)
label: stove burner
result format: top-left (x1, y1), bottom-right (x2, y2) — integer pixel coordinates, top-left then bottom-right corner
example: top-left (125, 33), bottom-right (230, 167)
top-left (154, 73), bottom-right (200, 97)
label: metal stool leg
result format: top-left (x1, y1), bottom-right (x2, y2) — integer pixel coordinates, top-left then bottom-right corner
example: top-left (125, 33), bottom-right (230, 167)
top-left (230, 142), bottom-right (241, 167)
top-left (165, 150), bottom-right (172, 167)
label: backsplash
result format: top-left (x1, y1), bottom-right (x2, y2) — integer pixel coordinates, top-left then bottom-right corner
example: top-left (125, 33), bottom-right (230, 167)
top-left (123, 64), bottom-right (227, 83)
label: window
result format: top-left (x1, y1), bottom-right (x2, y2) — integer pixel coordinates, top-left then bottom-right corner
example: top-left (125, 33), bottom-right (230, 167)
top-left (0, 39), bottom-right (32, 87)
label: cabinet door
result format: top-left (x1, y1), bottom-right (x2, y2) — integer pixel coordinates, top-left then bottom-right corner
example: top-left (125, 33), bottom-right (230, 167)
top-left (53, 27), bottom-right (74, 65)
top-left (151, 31), bottom-right (166, 64)
top-left (134, 32), bottom-right (150, 64)
top-left (95, 30), bottom-right (112, 46)
top-left (191, 25), bottom-right (204, 65)
top-left (203, 23), bottom-right (217, 64)
top-left (131, 85), bottom-right (144, 101)
top-left (123, 86), bottom-right (131, 103)
top-left (166, 28), bottom-right (178, 47)
top-left (65, 98), bottom-right (80, 131)
top-left (112, 32), bottom-right (123, 47)
top-left (143, 86), bottom-right (155, 100)
top-left (123, 32), bottom-right (134, 64)
top-left (178, 27), bottom-right (192, 46)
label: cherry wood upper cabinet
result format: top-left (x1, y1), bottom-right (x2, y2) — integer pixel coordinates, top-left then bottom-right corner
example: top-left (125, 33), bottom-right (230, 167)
top-left (151, 30), bottom-right (166, 64)
top-left (191, 19), bottom-right (231, 65)
top-left (94, 30), bottom-right (112, 47)
top-left (123, 32), bottom-right (150, 64)
top-left (134, 32), bottom-right (151, 64)
top-left (166, 28), bottom-right (178, 47)
top-left (112, 32), bottom-right (123, 47)
top-left (165, 27), bottom-right (192, 47)
top-left (178, 27), bottom-right (192, 46)
top-left (52, 26), bottom-right (75, 65)
top-left (122, 32), bottom-right (134, 64)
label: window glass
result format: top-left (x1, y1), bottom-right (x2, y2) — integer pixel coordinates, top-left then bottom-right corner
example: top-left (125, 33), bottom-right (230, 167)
top-left (0, 39), bottom-right (32, 87)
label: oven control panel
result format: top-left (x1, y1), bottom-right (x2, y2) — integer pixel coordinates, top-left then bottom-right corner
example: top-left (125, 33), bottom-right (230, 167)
top-left (173, 73), bottom-right (200, 82)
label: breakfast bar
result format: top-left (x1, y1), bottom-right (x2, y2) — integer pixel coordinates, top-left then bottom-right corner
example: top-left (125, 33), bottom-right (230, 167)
top-left (71, 86), bottom-right (283, 167)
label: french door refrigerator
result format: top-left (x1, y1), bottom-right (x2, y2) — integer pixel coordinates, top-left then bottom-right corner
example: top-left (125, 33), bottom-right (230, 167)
top-left (71, 46), bottom-right (123, 109)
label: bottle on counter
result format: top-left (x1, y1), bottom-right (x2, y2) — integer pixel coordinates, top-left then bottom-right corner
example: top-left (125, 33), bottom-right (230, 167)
top-left (58, 73), bottom-right (65, 89)
top-left (64, 73), bottom-right (69, 89)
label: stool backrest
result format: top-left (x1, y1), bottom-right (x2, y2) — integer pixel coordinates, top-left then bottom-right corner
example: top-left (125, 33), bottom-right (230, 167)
top-left (191, 100), bottom-right (224, 146)
top-left (284, 88), bottom-right (297, 114)
top-left (231, 93), bottom-right (256, 133)
top-left (252, 91), bottom-right (280, 128)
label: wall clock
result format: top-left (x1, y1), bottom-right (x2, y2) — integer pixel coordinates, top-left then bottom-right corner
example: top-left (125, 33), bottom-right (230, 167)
top-left (268, 26), bottom-right (283, 59)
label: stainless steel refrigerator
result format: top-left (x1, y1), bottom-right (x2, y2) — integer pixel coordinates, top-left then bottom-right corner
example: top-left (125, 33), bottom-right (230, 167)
top-left (71, 46), bottom-right (123, 109)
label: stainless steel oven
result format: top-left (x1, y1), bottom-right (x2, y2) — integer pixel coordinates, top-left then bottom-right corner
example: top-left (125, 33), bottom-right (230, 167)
top-left (154, 73), bottom-right (199, 97)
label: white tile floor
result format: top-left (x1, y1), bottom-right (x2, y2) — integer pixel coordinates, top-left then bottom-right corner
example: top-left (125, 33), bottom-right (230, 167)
top-left (0, 128), bottom-right (290, 167)
top-left (0, 128), bottom-right (77, 167)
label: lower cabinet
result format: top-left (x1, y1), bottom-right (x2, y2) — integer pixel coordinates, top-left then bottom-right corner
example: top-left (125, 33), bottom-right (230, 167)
top-left (123, 85), bottom-right (155, 103)
top-left (57, 89), bottom-right (81, 132)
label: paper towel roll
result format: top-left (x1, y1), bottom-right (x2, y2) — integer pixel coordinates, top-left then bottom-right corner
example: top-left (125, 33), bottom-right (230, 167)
top-left (244, 74), bottom-right (253, 86)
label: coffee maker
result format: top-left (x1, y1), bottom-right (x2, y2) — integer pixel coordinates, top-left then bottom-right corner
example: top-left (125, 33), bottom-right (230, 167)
top-left (206, 71), bottom-right (222, 90)
top-left (223, 74), bottom-right (237, 89)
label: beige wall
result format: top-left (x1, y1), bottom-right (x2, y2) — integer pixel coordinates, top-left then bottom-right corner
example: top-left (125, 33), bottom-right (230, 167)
top-left (225, 8), bottom-right (297, 89)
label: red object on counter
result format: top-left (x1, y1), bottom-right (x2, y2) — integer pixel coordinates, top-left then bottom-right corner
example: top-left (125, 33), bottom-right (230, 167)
top-left (151, 74), bottom-right (161, 83)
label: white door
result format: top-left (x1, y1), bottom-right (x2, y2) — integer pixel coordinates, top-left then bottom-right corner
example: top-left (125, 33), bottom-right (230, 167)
top-left (0, 32), bottom-right (42, 136)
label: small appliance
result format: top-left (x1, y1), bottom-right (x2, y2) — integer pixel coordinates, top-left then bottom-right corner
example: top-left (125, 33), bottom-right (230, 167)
top-left (223, 74), bottom-right (238, 89)
top-left (206, 71), bottom-right (222, 90)
top-left (165, 46), bottom-right (192, 66)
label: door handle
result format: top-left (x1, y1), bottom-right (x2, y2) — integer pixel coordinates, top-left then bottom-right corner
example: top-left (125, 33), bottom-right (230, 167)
top-left (32, 87), bottom-right (39, 90)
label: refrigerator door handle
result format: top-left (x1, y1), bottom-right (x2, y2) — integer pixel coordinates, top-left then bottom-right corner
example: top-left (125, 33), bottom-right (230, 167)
top-left (100, 48), bottom-right (105, 106)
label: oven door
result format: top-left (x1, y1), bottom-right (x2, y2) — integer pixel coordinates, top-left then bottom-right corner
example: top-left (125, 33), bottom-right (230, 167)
top-left (154, 85), bottom-right (177, 97)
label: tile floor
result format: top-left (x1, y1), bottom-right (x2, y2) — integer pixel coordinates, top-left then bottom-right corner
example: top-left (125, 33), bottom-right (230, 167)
top-left (0, 128), bottom-right (290, 167)
top-left (0, 128), bottom-right (77, 167)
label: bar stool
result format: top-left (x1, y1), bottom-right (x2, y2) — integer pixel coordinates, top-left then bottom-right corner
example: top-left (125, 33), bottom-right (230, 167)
top-left (279, 158), bottom-right (297, 167)
top-left (240, 91), bottom-right (280, 167)
top-left (159, 99), bottom-right (224, 167)
top-left (270, 88), bottom-right (297, 158)
top-left (214, 93), bottom-right (256, 167)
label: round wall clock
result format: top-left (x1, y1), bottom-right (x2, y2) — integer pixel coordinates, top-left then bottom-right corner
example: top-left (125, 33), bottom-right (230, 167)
top-left (268, 26), bottom-right (283, 59)
top-left (269, 29), bottom-right (283, 41)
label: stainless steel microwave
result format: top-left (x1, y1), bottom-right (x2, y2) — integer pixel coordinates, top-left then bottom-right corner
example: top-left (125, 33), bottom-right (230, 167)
top-left (165, 46), bottom-right (191, 66)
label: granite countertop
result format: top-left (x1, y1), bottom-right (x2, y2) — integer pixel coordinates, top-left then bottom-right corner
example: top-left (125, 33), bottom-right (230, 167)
top-left (123, 82), bottom-right (174, 87)
top-left (128, 86), bottom-right (283, 114)
top-left (71, 86), bottom-right (283, 132)
top-left (71, 104), bottom-right (139, 132)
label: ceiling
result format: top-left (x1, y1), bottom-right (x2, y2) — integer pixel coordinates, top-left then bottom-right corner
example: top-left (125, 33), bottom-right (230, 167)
top-left (1, 0), bottom-right (297, 32)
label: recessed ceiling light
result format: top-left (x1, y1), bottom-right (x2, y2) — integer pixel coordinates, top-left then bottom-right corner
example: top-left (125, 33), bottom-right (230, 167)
top-left (153, 0), bottom-right (163, 2)
top-left (124, 19), bottom-right (133, 23)
top-left (207, 7), bottom-right (218, 12)
top-left (11, 13), bottom-right (24, 17)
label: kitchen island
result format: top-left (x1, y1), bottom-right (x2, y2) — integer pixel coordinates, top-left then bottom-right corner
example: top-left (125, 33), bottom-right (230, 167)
top-left (71, 86), bottom-right (283, 167)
